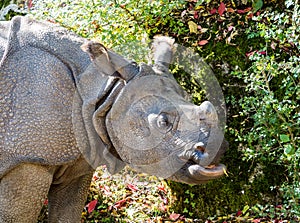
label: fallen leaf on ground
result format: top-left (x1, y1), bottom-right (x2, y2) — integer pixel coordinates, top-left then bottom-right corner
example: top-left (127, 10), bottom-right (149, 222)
top-left (218, 2), bottom-right (226, 16)
top-left (169, 213), bottom-right (181, 221)
top-left (114, 199), bottom-right (127, 209)
top-left (198, 40), bottom-right (209, 46)
top-left (188, 21), bottom-right (198, 34)
top-left (127, 183), bottom-right (139, 192)
top-left (210, 8), bottom-right (217, 14)
top-left (87, 199), bottom-right (98, 213)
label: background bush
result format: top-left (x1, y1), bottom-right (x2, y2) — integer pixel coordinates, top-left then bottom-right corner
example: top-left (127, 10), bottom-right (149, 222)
top-left (1, 0), bottom-right (299, 221)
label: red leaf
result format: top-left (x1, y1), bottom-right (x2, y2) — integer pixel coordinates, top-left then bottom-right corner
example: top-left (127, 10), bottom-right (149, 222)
top-left (114, 199), bottom-right (127, 209)
top-left (237, 7), bottom-right (252, 14)
top-left (194, 11), bottom-right (199, 19)
top-left (246, 50), bottom-right (257, 57)
top-left (87, 199), bottom-right (98, 213)
top-left (92, 175), bottom-right (99, 181)
top-left (210, 8), bottom-right (217, 15)
top-left (252, 219), bottom-right (261, 223)
top-left (127, 183), bottom-right (139, 192)
top-left (245, 7), bottom-right (252, 12)
top-left (169, 213), bottom-right (181, 221)
top-left (258, 51), bottom-right (266, 55)
top-left (27, 0), bottom-right (33, 9)
top-left (159, 202), bottom-right (167, 212)
top-left (198, 40), bottom-right (209, 46)
top-left (247, 13), bottom-right (254, 19)
top-left (236, 210), bottom-right (242, 216)
top-left (218, 2), bottom-right (226, 16)
top-left (157, 185), bottom-right (167, 193)
top-left (44, 199), bottom-right (48, 205)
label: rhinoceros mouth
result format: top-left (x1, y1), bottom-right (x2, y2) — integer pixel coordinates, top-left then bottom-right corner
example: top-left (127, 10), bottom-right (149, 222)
top-left (174, 141), bottom-right (227, 183)
top-left (187, 163), bottom-right (226, 178)
top-left (168, 160), bottom-right (226, 184)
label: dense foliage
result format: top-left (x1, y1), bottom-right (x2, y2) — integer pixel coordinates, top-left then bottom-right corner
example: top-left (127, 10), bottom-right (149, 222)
top-left (1, 0), bottom-right (299, 222)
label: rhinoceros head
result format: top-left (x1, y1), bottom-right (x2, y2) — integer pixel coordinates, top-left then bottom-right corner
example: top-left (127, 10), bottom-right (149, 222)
top-left (81, 37), bottom-right (227, 184)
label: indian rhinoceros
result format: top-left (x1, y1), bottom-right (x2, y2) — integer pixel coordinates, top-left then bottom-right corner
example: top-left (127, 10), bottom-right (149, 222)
top-left (0, 16), bottom-right (227, 223)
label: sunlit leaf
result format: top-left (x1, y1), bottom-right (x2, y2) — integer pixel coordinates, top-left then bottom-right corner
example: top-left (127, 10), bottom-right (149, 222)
top-left (280, 134), bottom-right (290, 143)
top-left (223, 167), bottom-right (229, 177)
top-left (188, 20), bottom-right (198, 34)
top-left (242, 205), bottom-right (250, 214)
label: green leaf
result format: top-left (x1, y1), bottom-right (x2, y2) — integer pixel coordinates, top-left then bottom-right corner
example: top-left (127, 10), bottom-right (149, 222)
top-left (252, 0), bottom-right (263, 12)
top-left (284, 144), bottom-right (295, 156)
top-left (280, 134), bottom-right (290, 143)
top-left (242, 204), bottom-right (250, 214)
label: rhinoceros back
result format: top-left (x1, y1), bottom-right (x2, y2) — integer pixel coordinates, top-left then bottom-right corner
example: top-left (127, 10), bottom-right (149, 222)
top-left (0, 16), bottom-right (91, 178)
top-left (0, 20), bottom-right (9, 59)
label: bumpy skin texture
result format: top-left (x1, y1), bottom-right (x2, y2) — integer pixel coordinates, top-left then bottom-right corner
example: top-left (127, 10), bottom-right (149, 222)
top-left (0, 17), bottom-right (227, 222)
top-left (0, 17), bottom-right (117, 223)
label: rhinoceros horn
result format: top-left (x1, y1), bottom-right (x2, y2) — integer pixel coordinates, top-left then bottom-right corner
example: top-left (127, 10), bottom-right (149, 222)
top-left (151, 36), bottom-right (176, 74)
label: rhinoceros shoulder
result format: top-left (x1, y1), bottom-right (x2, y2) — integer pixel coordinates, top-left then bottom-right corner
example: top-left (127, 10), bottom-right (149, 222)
top-left (0, 16), bottom-right (91, 77)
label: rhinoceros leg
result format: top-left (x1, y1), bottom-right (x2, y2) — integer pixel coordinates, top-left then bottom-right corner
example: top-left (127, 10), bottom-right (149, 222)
top-left (47, 158), bottom-right (93, 223)
top-left (0, 163), bottom-right (54, 223)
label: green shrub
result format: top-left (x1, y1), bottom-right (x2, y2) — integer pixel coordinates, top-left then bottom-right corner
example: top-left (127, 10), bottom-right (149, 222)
top-left (0, 0), bottom-right (26, 20)
top-left (234, 1), bottom-right (300, 215)
top-left (5, 0), bottom-right (299, 220)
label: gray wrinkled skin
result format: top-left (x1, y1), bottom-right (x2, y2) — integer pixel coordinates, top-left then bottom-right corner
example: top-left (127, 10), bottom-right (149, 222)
top-left (0, 16), bottom-right (227, 223)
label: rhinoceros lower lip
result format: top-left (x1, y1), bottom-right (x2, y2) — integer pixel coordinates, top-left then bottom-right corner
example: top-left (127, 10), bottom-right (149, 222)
top-left (188, 163), bottom-right (226, 178)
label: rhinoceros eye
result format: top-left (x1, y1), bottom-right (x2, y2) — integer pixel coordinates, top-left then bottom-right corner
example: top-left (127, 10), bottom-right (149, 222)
top-left (157, 113), bottom-right (171, 130)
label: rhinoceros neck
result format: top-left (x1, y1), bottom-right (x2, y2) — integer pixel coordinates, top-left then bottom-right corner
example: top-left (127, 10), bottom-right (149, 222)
top-left (74, 65), bottom-right (126, 173)
top-left (94, 77), bottom-right (126, 162)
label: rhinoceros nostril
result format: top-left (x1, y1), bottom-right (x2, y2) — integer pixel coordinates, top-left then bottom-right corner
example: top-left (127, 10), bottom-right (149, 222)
top-left (191, 150), bottom-right (208, 164)
top-left (178, 142), bottom-right (208, 164)
top-left (196, 146), bottom-right (205, 153)
top-left (193, 142), bottom-right (205, 153)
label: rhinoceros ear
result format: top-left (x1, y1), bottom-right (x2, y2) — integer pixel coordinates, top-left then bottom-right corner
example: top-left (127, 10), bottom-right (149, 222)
top-left (151, 36), bottom-right (176, 73)
top-left (81, 41), bottom-right (117, 76)
top-left (81, 41), bottom-right (140, 81)
top-left (81, 41), bottom-right (108, 60)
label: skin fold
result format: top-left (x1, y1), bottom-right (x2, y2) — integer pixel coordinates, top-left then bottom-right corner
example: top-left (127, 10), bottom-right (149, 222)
top-left (0, 16), bottom-right (227, 222)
